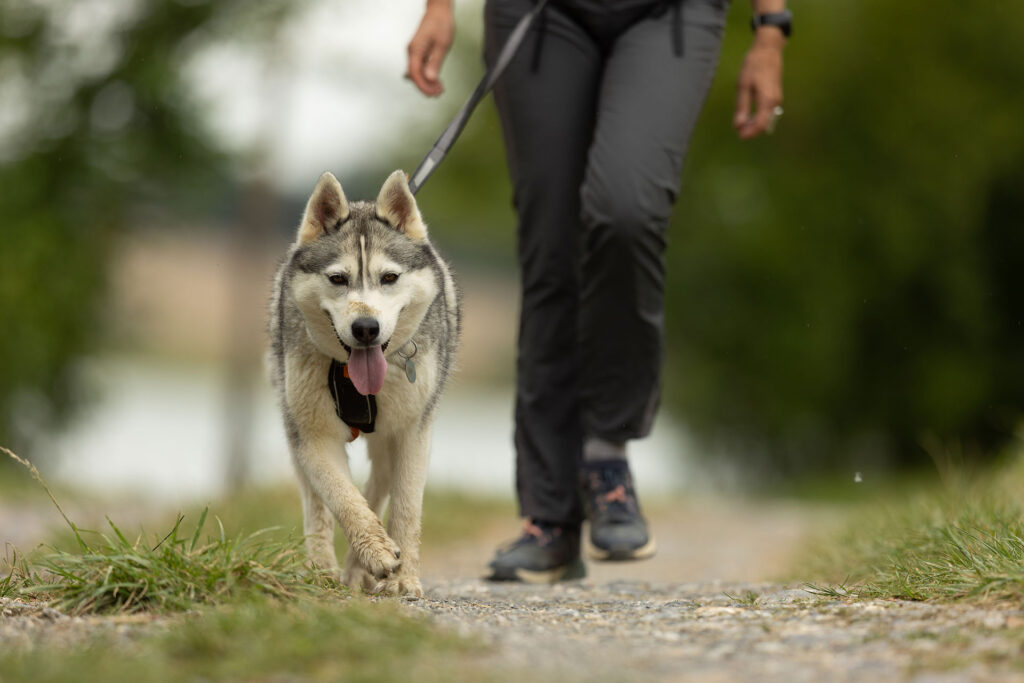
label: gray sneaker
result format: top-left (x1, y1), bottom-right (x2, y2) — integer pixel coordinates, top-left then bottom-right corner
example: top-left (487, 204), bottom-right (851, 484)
top-left (580, 460), bottom-right (657, 561)
top-left (487, 520), bottom-right (586, 583)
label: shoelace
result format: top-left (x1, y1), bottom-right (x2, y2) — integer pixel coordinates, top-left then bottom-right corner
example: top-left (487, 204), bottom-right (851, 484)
top-left (498, 520), bottom-right (560, 552)
top-left (588, 469), bottom-right (639, 521)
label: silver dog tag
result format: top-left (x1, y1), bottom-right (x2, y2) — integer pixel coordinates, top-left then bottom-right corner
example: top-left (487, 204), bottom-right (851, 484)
top-left (398, 339), bottom-right (418, 383)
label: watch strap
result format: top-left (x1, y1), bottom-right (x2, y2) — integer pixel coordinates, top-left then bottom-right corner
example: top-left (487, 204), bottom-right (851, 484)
top-left (751, 10), bottom-right (792, 38)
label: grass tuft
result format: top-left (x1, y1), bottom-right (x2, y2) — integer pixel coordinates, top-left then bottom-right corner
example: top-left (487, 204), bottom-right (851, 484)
top-left (723, 590), bottom-right (761, 607)
top-left (800, 456), bottom-right (1024, 603)
top-left (3, 447), bottom-right (338, 614)
top-left (24, 512), bottom-right (335, 614)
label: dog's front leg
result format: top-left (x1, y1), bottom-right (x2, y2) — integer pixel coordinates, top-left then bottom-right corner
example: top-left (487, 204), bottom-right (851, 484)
top-left (294, 466), bottom-right (338, 573)
top-left (286, 354), bottom-right (402, 582)
top-left (374, 427), bottom-right (431, 597)
top-left (293, 436), bottom-right (402, 581)
top-left (342, 446), bottom-right (394, 591)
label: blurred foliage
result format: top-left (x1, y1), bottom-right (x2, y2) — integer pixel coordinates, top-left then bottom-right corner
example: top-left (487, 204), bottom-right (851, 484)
top-left (665, 0), bottom-right (1024, 474)
top-left (417, 0), bottom-right (1024, 474)
top-left (0, 0), bottom-right (301, 451)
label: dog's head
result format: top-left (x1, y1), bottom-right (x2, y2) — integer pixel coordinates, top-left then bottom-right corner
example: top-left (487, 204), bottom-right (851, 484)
top-left (288, 171), bottom-right (439, 395)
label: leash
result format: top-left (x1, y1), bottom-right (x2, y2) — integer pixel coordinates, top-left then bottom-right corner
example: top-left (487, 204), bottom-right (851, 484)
top-left (332, 3), bottom-right (548, 439)
top-left (408, 0), bottom-right (550, 195)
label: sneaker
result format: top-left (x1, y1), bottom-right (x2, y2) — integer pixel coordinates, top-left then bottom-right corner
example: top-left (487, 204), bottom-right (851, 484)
top-left (487, 520), bottom-right (586, 583)
top-left (580, 460), bottom-right (657, 561)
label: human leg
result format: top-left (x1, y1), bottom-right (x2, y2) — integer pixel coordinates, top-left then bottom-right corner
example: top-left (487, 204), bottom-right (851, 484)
top-left (576, 0), bottom-right (729, 559)
top-left (483, 0), bottom-right (605, 582)
top-left (578, 0), bottom-right (728, 443)
top-left (485, 0), bottom-right (603, 528)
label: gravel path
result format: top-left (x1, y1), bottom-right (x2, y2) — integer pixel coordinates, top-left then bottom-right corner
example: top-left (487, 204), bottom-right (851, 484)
top-left (406, 497), bottom-right (1024, 681)
top-left (408, 580), bottom-right (1024, 682)
top-left (4, 497), bottom-right (1023, 680)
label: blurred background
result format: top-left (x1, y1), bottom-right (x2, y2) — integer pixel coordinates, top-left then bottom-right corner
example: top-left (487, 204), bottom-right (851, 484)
top-left (1, 0), bottom-right (1022, 509)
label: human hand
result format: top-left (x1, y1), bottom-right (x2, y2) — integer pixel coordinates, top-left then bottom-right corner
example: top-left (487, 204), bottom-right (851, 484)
top-left (733, 30), bottom-right (785, 139)
top-left (406, 1), bottom-right (455, 97)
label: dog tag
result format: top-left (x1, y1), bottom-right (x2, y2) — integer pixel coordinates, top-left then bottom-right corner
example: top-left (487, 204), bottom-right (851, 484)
top-left (398, 340), bottom-right (418, 384)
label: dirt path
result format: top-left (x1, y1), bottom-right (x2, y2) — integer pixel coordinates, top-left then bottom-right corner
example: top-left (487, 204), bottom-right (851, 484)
top-left (4, 496), bottom-right (1023, 680)
top-left (420, 497), bottom-right (816, 585)
top-left (412, 499), bottom-right (1024, 682)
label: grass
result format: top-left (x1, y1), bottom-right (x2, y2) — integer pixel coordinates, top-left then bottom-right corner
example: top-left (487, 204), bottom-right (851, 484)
top-left (8, 510), bottom-right (334, 614)
top-left (2, 447), bottom-right (337, 613)
top-left (801, 452), bottom-right (1024, 603)
top-left (724, 590), bottom-right (761, 607)
top-left (0, 596), bottom-right (491, 683)
top-left (1, 446), bottom-right (497, 681)
top-left (2, 445), bottom-right (513, 613)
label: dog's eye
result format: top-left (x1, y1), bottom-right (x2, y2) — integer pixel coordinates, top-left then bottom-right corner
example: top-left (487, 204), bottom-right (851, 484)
top-left (381, 272), bottom-right (399, 285)
top-left (327, 274), bottom-right (348, 286)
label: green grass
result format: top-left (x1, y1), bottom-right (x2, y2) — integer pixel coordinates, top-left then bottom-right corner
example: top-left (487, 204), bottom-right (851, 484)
top-left (723, 590), bottom-right (762, 607)
top-left (2, 444), bottom-right (512, 614)
top-left (0, 596), bottom-right (491, 683)
top-left (1, 446), bottom-right (495, 681)
top-left (801, 455), bottom-right (1024, 602)
top-left (9, 510), bottom-right (336, 614)
top-left (2, 447), bottom-right (338, 614)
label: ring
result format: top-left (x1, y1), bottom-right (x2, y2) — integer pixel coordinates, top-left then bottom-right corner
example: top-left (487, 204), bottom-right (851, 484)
top-left (766, 105), bottom-right (784, 134)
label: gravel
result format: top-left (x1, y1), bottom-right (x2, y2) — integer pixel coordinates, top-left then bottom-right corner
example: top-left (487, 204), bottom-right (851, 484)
top-left (401, 578), bottom-right (1024, 682)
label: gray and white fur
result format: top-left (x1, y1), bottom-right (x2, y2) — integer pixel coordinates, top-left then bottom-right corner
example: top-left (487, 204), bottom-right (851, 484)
top-left (269, 170), bottom-right (461, 597)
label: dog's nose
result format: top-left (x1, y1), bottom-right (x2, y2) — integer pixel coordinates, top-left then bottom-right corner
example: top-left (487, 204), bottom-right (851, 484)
top-left (351, 317), bottom-right (380, 344)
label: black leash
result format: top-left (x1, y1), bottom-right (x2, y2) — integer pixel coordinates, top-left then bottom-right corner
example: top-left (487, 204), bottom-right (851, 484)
top-left (408, 0), bottom-right (550, 195)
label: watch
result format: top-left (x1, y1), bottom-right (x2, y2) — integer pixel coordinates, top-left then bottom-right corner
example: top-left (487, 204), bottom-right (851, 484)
top-left (750, 10), bottom-right (792, 38)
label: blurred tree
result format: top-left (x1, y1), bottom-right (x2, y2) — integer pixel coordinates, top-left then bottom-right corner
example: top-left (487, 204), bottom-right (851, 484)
top-left (664, 0), bottom-right (1024, 475)
top-left (0, 0), bottom-right (301, 453)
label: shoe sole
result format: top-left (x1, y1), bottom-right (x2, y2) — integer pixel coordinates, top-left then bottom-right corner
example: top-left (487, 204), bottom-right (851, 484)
top-left (488, 558), bottom-right (586, 584)
top-left (586, 536), bottom-right (657, 562)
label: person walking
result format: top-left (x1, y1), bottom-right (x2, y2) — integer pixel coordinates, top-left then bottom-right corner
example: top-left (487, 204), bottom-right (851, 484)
top-left (406, 0), bottom-right (789, 582)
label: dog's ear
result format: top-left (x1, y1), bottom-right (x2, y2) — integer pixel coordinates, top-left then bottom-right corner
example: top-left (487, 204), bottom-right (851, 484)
top-left (297, 172), bottom-right (349, 245)
top-left (375, 170), bottom-right (427, 241)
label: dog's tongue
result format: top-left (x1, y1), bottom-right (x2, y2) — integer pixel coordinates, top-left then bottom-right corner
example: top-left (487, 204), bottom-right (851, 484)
top-left (347, 346), bottom-right (387, 396)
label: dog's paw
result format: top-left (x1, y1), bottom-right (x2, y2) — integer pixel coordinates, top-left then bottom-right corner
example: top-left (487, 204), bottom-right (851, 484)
top-left (350, 527), bottom-right (402, 579)
top-left (372, 573), bottom-right (423, 598)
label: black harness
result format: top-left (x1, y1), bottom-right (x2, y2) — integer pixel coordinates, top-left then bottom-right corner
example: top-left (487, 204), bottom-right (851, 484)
top-left (327, 360), bottom-right (377, 434)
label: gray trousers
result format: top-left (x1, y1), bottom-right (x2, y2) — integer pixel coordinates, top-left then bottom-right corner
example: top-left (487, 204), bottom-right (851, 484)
top-left (484, 0), bottom-right (728, 525)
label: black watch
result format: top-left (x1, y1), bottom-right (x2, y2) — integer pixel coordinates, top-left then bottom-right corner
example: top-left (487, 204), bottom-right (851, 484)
top-left (750, 10), bottom-right (792, 38)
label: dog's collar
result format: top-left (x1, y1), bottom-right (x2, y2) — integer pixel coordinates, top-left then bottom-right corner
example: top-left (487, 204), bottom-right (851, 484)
top-left (327, 360), bottom-right (376, 438)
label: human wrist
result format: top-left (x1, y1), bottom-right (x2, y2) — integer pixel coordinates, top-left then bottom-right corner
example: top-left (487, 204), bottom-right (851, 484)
top-left (752, 27), bottom-right (786, 50)
top-left (426, 0), bottom-right (452, 9)
top-left (750, 0), bottom-right (786, 13)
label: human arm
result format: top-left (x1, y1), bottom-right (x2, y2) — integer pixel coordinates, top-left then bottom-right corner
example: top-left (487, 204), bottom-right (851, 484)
top-left (406, 0), bottom-right (455, 97)
top-left (733, 0), bottom-right (787, 140)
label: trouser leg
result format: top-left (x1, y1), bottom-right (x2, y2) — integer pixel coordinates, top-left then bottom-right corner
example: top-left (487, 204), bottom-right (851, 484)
top-left (485, 0), bottom-right (602, 525)
top-left (578, 0), bottom-right (728, 443)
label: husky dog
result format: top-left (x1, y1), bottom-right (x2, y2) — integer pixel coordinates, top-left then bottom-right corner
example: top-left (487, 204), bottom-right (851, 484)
top-left (269, 170), bottom-right (460, 597)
